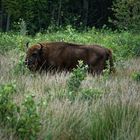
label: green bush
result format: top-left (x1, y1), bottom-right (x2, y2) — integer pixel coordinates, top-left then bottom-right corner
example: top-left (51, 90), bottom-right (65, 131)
top-left (67, 60), bottom-right (88, 99)
top-left (0, 83), bottom-right (19, 126)
top-left (13, 52), bottom-right (29, 75)
top-left (0, 32), bottom-right (31, 54)
top-left (0, 33), bottom-right (17, 54)
top-left (132, 72), bottom-right (140, 82)
top-left (16, 94), bottom-right (41, 140)
top-left (0, 82), bottom-right (41, 140)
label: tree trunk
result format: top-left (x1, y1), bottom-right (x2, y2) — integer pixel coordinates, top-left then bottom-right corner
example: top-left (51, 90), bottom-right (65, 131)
top-left (0, 0), bottom-right (3, 31)
top-left (51, 7), bottom-right (55, 25)
top-left (57, 0), bottom-right (62, 26)
top-left (6, 14), bottom-right (10, 31)
top-left (83, 0), bottom-right (89, 26)
top-left (38, 13), bottom-right (41, 31)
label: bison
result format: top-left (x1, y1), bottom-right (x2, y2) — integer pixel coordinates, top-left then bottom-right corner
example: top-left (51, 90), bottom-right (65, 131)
top-left (25, 42), bottom-right (115, 74)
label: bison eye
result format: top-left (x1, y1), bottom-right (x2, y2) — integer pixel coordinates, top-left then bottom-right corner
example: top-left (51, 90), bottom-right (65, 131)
top-left (32, 53), bottom-right (37, 57)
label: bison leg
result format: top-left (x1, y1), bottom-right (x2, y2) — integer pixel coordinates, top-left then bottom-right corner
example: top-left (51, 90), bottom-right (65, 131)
top-left (89, 59), bottom-right (106, 75)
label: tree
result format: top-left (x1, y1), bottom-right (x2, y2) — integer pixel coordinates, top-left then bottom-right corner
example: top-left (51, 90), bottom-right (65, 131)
top-left (83, 0), bottom-right (89, 26)
top-left (1, 0), bottom-right (114, 34)
top-left (111, 0), bottom-right (140, 31)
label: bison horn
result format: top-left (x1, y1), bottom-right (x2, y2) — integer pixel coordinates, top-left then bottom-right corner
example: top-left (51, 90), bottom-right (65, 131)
top-left (38, 43), bottom-right (44, 50)
top-left (26, 42), bottom-right (29, 48)
top-left (39, 43), bottom-right (44, 47)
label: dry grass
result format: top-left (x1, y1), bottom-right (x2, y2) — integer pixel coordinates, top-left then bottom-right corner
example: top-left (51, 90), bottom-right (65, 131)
top-left (0, 50), bottom-right (140, 140)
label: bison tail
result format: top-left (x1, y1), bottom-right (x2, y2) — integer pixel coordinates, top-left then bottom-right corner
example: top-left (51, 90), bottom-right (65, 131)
top-left (107, 49), bottom-right (115, 73)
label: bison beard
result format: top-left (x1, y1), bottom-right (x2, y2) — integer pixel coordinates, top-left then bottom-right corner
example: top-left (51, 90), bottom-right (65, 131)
top-left (25, 42), bottom-right (115, 74)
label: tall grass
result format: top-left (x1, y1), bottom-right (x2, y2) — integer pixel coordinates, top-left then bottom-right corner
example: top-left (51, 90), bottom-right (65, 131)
top-left (0, 48), bottom-right (140, 139)
top-left (0, 29), bottom-right (140, 139)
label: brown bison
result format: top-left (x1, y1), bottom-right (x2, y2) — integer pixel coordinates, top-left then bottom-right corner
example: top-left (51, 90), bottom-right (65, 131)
top-left (25, 42), bottom-right (115, 74)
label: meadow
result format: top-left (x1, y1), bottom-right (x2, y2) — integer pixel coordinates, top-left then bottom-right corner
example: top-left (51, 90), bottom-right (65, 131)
top-left (0, 27), bottom-right (140, 140)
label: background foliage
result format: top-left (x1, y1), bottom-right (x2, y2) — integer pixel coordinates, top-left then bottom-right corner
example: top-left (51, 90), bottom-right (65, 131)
top-left (111, 0), bottom-right (140, 32)
top-left (1, 0), bottom-right (139, 34)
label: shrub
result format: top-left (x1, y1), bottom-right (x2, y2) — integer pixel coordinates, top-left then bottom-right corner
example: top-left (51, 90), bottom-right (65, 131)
top-left (16, 94), bottom-right (41, 140)
top-left (0, 33), bottom-right (17, 54)
top-left (19, 19), bottom-right (27, 36)
top-left (0, 32), bottom-right (30, 54)
top-left (132, 72), bottom-right (140, 82)
top-left (0, 83), bottom-right (19, 127)
top-left (67, 60), bottom-right (88, 99)
top-left (102, 69), bottom-right (110, 81)
top-left (13, 52), bottom-right (29, 75)
top-left (0, 83), bottom-right (41, 140)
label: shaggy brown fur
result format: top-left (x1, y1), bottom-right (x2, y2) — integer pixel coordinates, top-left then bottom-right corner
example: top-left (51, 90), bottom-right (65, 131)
top-left (25, 42), bottom-right (115, 74)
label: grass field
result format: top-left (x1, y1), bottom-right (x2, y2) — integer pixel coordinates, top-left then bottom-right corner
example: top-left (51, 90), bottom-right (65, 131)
top-left (0, 29), bottom-right (140, 140)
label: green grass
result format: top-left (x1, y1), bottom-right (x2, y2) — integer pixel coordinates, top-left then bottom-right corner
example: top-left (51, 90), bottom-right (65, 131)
top-left (0, 29), bottom-right (140, 140)
top-left (0, 27), bottom-right (140, 58)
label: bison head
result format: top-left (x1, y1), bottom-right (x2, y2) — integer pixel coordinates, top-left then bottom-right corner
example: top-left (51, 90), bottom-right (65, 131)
top-left (25, 43), bottom-right (44, 71)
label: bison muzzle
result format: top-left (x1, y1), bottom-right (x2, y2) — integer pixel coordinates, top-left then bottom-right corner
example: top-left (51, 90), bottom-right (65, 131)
top-left (25, 42), bottom-right (115, 74)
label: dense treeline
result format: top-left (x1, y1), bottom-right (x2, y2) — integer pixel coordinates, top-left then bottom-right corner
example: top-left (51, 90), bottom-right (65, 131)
top-left (0, 0), bottom-right (140, 34)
